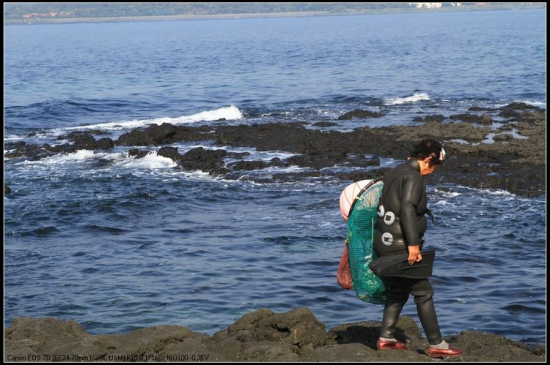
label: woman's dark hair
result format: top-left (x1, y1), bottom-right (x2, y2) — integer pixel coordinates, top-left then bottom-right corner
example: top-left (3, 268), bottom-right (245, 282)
top-left (411, 139), bottom-right (444, 166)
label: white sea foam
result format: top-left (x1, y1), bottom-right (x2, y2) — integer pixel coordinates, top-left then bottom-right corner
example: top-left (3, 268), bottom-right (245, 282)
top-left (383, 92), bottom-right (431, 105)
top-left (117, 151), bottom-right (177, 169)
top-left (223, 147), bottom-right (296, 162)
top-left (379, 156), bottom-right (403, 168)
top-left (33, 149), bottom-right (97, 165)
top-left (521, 100), bottom-right (546, 108)
top-left (494, 100), bottom-right (546, 108)
top-left (434, 190), bottom-right (462, 198)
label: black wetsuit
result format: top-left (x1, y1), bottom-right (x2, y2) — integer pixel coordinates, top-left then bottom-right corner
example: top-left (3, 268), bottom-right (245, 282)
top-left (374, 158), bottom-right (443, 345)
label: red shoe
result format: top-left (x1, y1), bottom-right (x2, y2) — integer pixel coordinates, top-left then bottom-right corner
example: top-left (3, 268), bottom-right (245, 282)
top-left (377, 338), bottom-right (408, 350)
top-left (427, 344), bottom-right (463, 357)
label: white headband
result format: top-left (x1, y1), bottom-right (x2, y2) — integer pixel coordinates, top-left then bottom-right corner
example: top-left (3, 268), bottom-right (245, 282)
top-left (439, 147), bottom-right (446, 162)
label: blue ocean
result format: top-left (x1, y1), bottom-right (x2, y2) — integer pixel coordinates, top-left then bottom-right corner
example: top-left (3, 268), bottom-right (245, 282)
top-left (4, 9), bottom-right (546, 347)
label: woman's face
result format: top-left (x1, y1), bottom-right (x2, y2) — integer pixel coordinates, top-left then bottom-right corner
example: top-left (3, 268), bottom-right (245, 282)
top-left (421, 164), bottom-right (437, 176)
top-left (419, 156), bottom-right (438, 176)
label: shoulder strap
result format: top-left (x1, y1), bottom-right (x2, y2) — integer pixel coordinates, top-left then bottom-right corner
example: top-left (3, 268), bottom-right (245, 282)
top-left (347, 176), bottom-right (384, 218)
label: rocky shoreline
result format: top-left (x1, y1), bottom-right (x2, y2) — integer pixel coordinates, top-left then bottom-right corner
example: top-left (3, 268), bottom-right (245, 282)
top-left (4, 307), bottom-right (545, 362)
top-left (5, 102), bottom-right (546, 198)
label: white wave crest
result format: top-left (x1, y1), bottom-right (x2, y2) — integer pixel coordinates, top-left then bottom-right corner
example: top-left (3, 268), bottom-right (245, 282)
top-left (59, 105), bottom-right (243, 133)
top-left (40, 149), bottom-right (97, 164)
top-left (117, 151), bottom-right (177, 169)
top-left (383, 92), bottom-right (431, 105)
top-left (514, 100), bottom-right (546, 108)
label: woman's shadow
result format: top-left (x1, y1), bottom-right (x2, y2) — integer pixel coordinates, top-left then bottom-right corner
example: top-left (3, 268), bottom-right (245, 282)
top-left (330, 317), bottom-right (425, 353)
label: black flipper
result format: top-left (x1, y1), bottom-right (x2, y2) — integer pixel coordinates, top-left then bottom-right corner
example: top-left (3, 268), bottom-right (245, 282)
top-left (369, 249), bottom-right (436, 279)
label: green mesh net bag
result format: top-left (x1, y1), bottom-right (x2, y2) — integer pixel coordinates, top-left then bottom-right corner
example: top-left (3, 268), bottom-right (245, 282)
top-left (346, 179), bottom-right (389, 304)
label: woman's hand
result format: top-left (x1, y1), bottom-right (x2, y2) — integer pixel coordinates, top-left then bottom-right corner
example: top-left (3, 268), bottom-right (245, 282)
top-left (408, 245), bottom-right (422, 265)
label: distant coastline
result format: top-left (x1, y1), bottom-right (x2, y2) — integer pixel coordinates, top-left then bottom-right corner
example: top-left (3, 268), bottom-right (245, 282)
top-left (5, 5), bottom-right (546, 26)
top-left (7, 11), bottom-right (333, 25)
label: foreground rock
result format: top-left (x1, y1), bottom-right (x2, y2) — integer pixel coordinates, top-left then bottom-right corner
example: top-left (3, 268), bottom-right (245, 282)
top-left (4, 308), bottom-right (545, 362)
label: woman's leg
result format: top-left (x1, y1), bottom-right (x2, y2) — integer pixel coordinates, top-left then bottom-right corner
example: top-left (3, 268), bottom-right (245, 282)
top-left (379, 277), bottom-right (409, 339)
top-left (409, 278), bottom-right (443, 345)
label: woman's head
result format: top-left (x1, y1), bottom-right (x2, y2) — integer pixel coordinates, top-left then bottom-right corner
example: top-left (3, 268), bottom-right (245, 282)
top-left (411, 138), bottom-right (445, 168)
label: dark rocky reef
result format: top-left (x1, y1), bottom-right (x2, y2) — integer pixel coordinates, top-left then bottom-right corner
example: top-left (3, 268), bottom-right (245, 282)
top-left (4, 102), bottom-right (545, 197)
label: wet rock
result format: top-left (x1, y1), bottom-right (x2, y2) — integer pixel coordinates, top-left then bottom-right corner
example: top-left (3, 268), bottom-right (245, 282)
top-left (116, 126), bottom-right (159, 146)
top-left (424, 114), bottom-right (445, 123)
top-left (338, 109), bottom-right (385, 120)
top-left (449, 113), bottom-right (492, 124)
top-left (313, 121), bottom-right (339, 127)
top-left (180, 147), bottom-right (227, 174)
top-left (73, 135), bottom-right (98, 149)
top-left (492, 133), bottom-right (514, 142)
top-left (157, 146), bottom-right (182, 162)
top-left (96, 138), bottom-right (115, 150)
top-left (128, 148), bottom-right (150, 159)
top-left (229, 160), bottom-right (269, 171)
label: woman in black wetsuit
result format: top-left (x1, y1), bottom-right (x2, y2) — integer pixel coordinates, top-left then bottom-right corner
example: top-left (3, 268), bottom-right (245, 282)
top-left (374, 138), bottom-right (463, 358)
